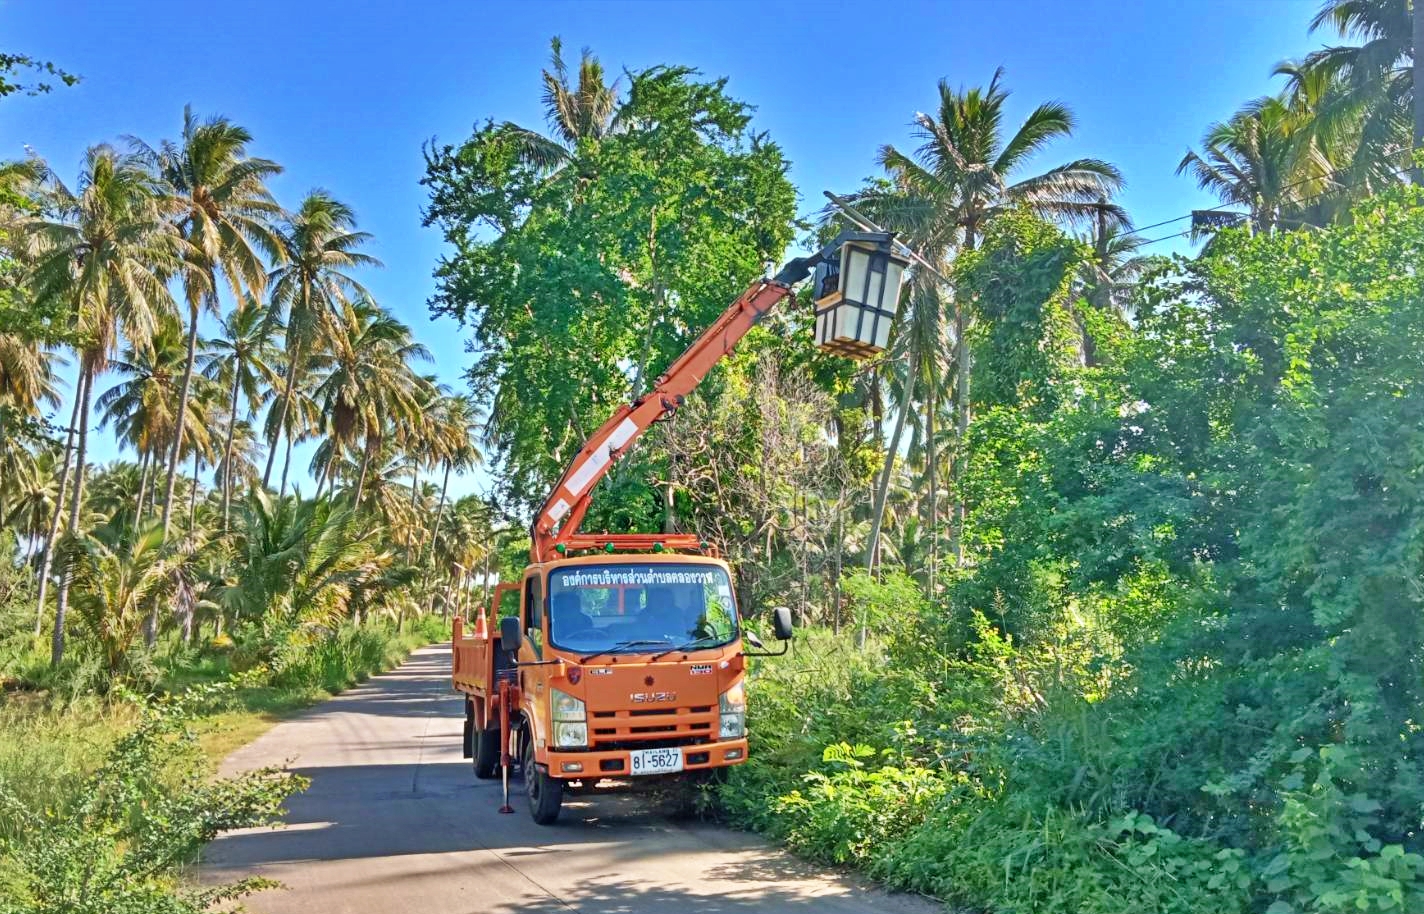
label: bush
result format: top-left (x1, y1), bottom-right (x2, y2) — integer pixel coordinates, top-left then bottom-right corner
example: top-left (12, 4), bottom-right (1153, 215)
top-left (0, 686), bottom-right (306, 914)
top-left (879, 801), bottom-right (1252, 914)
top-left (774, 743), bottom-right (948, 866)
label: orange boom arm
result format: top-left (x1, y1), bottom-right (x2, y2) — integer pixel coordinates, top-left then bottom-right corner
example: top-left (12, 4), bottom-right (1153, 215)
top-left (530, 230), bottom-right (904, 563)
top-left (530, 277), bottom-right (795, 562)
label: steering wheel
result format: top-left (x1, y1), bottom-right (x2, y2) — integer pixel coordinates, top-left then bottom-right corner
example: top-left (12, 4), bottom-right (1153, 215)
top-left (557, 617), bottom-right (598, 640)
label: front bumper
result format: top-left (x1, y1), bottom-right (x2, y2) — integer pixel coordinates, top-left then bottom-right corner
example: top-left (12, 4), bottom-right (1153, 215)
top-left (544, 737), bottom-right (749, 780)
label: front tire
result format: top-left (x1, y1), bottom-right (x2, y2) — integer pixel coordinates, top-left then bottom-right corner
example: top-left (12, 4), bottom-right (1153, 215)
top-left (522, 734), bottom-right (563, 825)
top-left (473, 725), bottom-right (500, 780)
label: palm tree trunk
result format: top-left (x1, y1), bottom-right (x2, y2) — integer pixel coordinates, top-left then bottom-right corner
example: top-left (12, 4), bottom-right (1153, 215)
top-left (422, 461), bottom-right (453, 572)
top-left (927, 384), bottom-right (938, 600)
top-left (35, 374), bottom-right (83, 637)
top-left (221, 357), bottom-right (242, 532)
top-left (161, 295), bottom-right (204, 536)
top-left (405, 462), bottom-right (420, 563)
top-left (951, 283), bottom-right (971, 568)
top-left (264, 338), bottom-right (301, 488)
top-left (480, 538), bottom-right (494, 613)
top-left (354, 436), bottom-right (373, 507)
top-left (832, 478), bottom-right (844, 635)
top-left (134, 450), bottom-right (151, 532)
top-left (863, 366), bottom-right (917, 643)
top-left (279, 430), bottom-right (295, 499)
top-left (52, 364), bottom-right (94, 667)
top-left (188, 450), bottom-right (200, 530)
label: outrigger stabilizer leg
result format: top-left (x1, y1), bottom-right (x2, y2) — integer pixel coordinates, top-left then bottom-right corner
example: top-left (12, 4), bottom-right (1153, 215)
top-left (498, 677), bottom-right (514, 814)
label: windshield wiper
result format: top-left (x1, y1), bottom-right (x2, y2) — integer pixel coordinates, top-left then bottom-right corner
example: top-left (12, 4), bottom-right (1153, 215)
top-left (651, 635), bottom-right (727, 661)
top-left (579, 639), bottom-right (675, 664)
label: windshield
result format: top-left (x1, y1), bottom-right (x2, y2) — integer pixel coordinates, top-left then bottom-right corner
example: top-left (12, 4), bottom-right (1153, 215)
top-left (547, 563), bottom-right (739, 654)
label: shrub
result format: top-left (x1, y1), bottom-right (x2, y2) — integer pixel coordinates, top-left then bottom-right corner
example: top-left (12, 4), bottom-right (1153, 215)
top-left (0, 685), bottom-right (306, 914)
top-left (774, 743), bottom-right (948, 866)
top-left (878, 801), bottom-right (1252, 914)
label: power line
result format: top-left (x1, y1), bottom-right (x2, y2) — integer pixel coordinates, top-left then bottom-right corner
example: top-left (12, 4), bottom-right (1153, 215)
top-left (1123, 145), bottom-right (1419, 246)
top-left (1132, 158), bottom-right (1417, 249)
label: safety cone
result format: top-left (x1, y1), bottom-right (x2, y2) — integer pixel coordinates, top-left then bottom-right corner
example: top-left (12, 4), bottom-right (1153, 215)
top-left (472, 608), bottom-right (489, 640)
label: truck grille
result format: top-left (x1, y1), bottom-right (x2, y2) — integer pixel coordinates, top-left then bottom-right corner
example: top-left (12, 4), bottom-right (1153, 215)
top-left (586, 706), bottom-right (718, 747)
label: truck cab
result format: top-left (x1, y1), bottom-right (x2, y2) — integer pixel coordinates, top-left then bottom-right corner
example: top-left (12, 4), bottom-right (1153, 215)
top-left (453, 552), bottom-right (791, 824)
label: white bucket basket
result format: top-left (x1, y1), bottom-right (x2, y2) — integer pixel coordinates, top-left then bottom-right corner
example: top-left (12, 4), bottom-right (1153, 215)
top-left (812, 239), bottom-right (908, 359)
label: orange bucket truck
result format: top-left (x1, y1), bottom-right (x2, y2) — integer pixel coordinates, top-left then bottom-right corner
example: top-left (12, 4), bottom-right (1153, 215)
top-left (452, 231), bottom-right (909, 823)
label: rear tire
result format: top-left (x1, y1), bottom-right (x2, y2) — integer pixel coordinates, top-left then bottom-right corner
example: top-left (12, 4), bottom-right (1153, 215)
top-left (522, 734), bottom-right (564, 825)
top-left (473, 726), bottom-right (500, 780)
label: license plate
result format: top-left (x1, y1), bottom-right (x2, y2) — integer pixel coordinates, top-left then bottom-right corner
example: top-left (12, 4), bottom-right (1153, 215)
top-left (629, 747), bottom-right (683, 776)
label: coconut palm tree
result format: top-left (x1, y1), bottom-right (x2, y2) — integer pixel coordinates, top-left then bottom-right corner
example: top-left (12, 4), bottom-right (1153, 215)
top-left (131, 107), bottom-right (283, 540)
top-left (0, 331), bottom-right (61, 415)
top-left (15, 144), bottom-right (181, 665)
top-left (220, 491), bottom-right (381, 633)
top-left (68, 524), bottom-right (178, 673)
top-left (500, 36), bottom-right (622, 172)
top-left (421, 394), bottom-right (483, 575)
top-left (1294, 0), bottom-right (1415, 180)
top-left (200, 296), bottom-right (282, 530)
top-left (310, 298), bottom-right (430, 507)
top-left (1177, 97), bottom-right (1336, 234)
top-left (265, 191), bottom-right (379, 489)
top-left (1076, 208), bottom-right (1152, 365)
top-left (212, 418), bottom-right (263, 516)
top-left (96, 316), bottom-right (190, 522)
top-left (850, 68), bottom-right (1124, 574)
top-left (391, 376), bottom-right (448, 562)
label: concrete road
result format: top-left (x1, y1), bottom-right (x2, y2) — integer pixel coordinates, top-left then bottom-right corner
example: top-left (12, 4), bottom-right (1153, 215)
top-left (202, 644), bottom-right (938, 914)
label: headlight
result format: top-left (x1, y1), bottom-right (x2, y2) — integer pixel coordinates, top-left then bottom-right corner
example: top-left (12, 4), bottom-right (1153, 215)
top-left (719, 680), bottom-right (746, 714)
top-left (552, 690), bottom-right (586, 722)
top-left (720, 680), bottom-right (746, 738)
top-left (554, 721), bottom-right (588, 748)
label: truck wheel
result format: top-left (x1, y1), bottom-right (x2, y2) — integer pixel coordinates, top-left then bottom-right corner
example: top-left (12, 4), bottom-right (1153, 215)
top-left (522, 736), bottom-right (563, 825)
top-left (473, 726), bottom-right (500, 780)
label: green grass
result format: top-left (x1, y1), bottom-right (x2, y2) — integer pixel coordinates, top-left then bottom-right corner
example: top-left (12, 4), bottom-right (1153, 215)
top-left (0, 615), bottom-right (451, 834)
top-left (0, 694), bottom-right (138, 845)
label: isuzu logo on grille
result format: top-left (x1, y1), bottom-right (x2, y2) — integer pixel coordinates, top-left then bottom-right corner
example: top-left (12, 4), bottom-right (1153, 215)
top-left (630, 691), bottom-right (677, 703)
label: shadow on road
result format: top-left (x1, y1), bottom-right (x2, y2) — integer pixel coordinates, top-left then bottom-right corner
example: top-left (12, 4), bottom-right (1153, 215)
top-left (203, 644), bottom-right (935, 914)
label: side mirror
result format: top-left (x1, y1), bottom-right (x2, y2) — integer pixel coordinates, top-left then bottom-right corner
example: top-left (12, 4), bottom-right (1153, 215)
top-left (499, 616), bottom-right (521, 652)
top-left (772, 607), bottom-right (794, 641)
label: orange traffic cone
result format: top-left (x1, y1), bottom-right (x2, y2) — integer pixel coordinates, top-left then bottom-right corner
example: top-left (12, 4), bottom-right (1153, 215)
top-left (472, 608), bottom-right (489, 640)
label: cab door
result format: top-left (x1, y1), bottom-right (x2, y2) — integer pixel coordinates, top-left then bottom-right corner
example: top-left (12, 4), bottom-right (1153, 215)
top-left (519, 570), bottom-right (549, 752)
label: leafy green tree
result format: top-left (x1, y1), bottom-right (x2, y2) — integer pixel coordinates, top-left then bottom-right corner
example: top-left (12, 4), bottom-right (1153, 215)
top-left (0, 52), bottom-right (77, 98)
top-left (424, 64), bottom-right (796, 511)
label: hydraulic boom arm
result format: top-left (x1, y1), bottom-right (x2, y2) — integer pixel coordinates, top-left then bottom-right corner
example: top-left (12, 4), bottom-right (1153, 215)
top-left (530, 233), bottom-right (895, 563)
top-left (531, 276), bottom-right (794, 562)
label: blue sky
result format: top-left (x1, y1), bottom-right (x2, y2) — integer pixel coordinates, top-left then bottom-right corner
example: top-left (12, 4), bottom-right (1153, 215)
top-left (2, 0), bottom-right (1321, 502)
